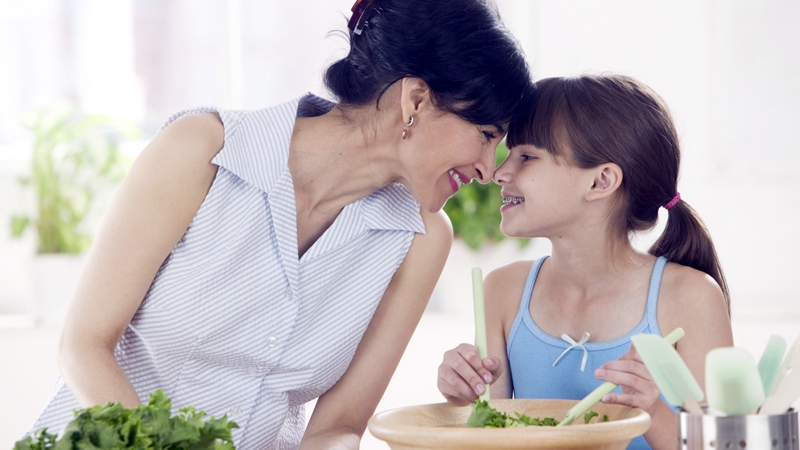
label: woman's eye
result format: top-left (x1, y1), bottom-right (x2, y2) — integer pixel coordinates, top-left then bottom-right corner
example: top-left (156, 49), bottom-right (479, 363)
top-left (482, 131), bottom-right (496, 141)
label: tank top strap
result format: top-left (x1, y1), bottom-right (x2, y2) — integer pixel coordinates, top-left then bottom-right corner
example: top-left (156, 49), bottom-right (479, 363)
top-left (507, 256), bottom-right (548, 353)
top-left (644, 256), bottom-right (668, 335)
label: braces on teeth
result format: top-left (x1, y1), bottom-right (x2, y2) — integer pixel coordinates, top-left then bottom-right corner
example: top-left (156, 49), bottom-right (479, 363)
top-left (502, 197), bottom-right (525, 205)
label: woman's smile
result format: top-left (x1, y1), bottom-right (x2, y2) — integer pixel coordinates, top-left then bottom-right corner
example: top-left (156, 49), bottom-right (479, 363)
top-left (448, 169), bottom-right (469, 194)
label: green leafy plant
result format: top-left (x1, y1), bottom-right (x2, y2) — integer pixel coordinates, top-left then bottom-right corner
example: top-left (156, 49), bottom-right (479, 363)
top-left (444, 141), bottom-right (529, 250)
top-left (14, 389), bottom-right (238, 450)
top-left (466, 399), bottom-right (560, 428)
top-left (10, 103), bottom-right (138, 254)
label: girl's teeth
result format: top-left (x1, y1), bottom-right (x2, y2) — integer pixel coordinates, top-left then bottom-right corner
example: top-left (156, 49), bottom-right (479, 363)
top-left (502, 196), bottom-right (525, 205)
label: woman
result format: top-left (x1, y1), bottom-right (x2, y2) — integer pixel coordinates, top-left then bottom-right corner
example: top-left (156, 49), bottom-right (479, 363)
top-left (30, 0), bottom-right (535, 449)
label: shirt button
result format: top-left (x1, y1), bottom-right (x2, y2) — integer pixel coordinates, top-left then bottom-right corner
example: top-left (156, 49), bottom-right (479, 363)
top-left (266, 336), bottom-right (277, 347)
top-left (247, 365), bottom-right (259, 376)
top-left (230, 406), bottom-right (241, 415)
top-left (284, 288), bottom-right (292, 299)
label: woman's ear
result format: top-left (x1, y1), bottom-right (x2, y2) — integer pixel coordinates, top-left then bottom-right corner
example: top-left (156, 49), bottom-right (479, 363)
top-left (586, 163), bottom-right (623, 201)
top-left (399, 77), bottom-right (431, 122)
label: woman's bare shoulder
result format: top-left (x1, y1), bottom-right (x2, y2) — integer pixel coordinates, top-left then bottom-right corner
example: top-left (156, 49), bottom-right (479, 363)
top-left (155, 112), bottom-right (224, 163)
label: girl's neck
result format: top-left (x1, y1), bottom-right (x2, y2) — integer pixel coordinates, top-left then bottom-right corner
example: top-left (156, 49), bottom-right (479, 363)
top-left (545, 232), bottom-right (651, 299)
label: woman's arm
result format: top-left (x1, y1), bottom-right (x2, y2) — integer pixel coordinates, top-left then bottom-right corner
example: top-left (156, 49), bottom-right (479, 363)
top-left (58, 113), bottom-right (223, 408)
top-left (299, 209), bottom-right (453, 450)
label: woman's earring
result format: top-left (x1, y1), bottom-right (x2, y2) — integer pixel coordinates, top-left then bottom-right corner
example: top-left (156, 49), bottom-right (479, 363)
top-left (402, 116), bottom-right (415, 140)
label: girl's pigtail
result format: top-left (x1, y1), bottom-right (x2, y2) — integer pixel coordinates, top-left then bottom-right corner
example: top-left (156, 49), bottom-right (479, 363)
top-left (649, 200), bottom-right (730, 314)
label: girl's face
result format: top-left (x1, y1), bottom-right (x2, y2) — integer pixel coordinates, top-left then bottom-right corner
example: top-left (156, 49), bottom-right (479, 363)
top-left (493, 144), bottom-right (594, 238)
top-left (401, 111), bottom-right (503, 213)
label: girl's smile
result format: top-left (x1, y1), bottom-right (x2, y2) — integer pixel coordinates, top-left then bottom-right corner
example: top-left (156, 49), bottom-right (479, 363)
top-left (500, 191), bottom-right (525, 211)
top-left (494, 144), bottom-right (593, 238)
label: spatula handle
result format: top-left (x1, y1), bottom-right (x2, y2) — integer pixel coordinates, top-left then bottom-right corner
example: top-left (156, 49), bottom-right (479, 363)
top-left (663, 328), bottom-right (685, 346)
top-left (472, 267), bottom-right (490, 401)
top-left (683, 399), bottom-right (703, 415)
top-left (561, 328), bottom-right (686, 425)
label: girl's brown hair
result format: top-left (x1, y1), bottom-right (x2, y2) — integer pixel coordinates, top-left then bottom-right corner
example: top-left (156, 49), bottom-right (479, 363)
top-left (507, 74), bottom-right (730, 312)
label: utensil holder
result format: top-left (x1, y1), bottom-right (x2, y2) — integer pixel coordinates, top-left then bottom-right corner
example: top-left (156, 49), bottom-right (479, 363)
top-left (679, 407), bottom-right (798, 450)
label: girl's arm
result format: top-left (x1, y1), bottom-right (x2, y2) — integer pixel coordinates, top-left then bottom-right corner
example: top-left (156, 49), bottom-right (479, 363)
top-left (598, 263), bottom-right (733, 450)
top-left (480, 266), bottom-right (520, 398)
top-left (299, 208), bottom-right (452, 450)
top-left (436, 262), bottom-right (529, 404)
top-left (58, 113), bottom-right (223, 408)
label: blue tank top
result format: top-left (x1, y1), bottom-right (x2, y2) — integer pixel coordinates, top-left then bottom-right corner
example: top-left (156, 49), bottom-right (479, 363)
top-left (507, 256), bottom-right (669, 450)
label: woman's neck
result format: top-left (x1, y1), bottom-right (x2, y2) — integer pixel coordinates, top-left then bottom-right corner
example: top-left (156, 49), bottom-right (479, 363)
top-left (288, 106), bottom-right (401, 217)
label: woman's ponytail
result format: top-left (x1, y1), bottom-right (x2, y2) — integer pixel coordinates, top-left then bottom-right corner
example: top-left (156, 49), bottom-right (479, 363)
top-left (649, 200), bottom-right (730, 314)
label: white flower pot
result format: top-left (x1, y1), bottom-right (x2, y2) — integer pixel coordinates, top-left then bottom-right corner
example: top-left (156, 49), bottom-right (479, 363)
top-left (31, 254), bottom-right (85, 328)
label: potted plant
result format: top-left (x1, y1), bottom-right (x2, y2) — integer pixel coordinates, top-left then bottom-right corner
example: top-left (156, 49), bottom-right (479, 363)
top-left (431, 141), bottom-right (537, 314)
top-left (10, 102), bottom-right (137, 326)
top-left (444, 141), bottom-right (530, 250)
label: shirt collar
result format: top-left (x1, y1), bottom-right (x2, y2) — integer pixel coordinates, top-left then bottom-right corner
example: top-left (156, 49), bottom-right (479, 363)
top-left (214, 94), bottom-right (425, 235)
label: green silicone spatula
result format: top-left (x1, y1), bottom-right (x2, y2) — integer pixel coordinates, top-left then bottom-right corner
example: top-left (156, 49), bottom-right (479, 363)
top-left (472, 267), bottom-right (490, 402)
top-left (756, 335), bottom-right (786, 395)
top-left (760, 333), bottom-right (800, 415)
top-left (630, 333), bottom-right (704, 414)
top-left (557, 327), bottom-right (685, 426)
top-left (706, 347), bottom-right (765, 416)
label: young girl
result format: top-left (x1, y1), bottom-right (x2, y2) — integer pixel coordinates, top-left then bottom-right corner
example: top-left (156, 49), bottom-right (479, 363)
top-left (437, 75), bottom-right (734, 450)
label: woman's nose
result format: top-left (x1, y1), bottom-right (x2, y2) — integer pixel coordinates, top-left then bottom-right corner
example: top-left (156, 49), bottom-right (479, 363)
top-left (473, 147), bottom-right (496, 184)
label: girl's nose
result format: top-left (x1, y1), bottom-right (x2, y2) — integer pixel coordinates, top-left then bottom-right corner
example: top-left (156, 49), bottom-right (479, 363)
top-left (493, 158), bottom-right (510, 184)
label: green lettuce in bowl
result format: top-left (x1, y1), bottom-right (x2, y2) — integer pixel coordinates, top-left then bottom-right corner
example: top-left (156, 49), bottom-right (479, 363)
top-left (466, 399), bottom-right (609, 428)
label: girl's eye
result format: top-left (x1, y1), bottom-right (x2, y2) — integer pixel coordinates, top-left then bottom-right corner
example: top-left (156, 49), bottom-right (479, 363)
top-left (521, 154), bottom-right (536, 161)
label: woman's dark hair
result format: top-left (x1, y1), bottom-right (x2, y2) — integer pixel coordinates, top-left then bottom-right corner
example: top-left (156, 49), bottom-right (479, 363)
top-left (324, 0), bottom-right (535, 127)
top-left (508, 75), bottom-right (730, 312)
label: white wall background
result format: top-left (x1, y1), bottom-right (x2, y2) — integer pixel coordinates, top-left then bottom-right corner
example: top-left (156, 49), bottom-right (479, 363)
top-left (1, 0), bottom-right (799, 448)
top-left (2, 0), bottom-right (799, 318)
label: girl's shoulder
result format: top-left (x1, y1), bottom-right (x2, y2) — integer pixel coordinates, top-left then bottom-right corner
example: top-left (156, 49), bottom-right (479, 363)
top-left (657, 261), bottom-right (729, 332)
top-left (660, 262), bottom-right (725, 303)
top-left (484, 260), bottom-right (538, 333)
top-left (484, 260), bottom-right (536, 307)
top-left (486, 260), bottom-right (536, 285)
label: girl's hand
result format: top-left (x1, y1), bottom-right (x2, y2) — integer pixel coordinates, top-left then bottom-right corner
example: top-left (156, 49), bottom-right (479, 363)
top-left (593, 345), bottom-right (662, 414)
top-left (437, 343), bottom-right (503, 406)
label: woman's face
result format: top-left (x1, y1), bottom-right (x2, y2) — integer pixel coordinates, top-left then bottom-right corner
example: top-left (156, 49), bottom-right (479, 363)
top-left (493, 144), bottom-right (593, 238)
top-left (400, 111), bottom-right (503, 213)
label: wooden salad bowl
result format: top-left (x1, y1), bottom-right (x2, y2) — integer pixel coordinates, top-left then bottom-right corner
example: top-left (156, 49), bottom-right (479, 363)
top-left (368, 398), bottom-right (651, 450)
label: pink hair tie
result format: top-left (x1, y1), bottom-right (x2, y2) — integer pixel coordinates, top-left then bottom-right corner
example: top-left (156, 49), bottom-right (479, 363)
top-left (664, 192), bottom-right (681, 210)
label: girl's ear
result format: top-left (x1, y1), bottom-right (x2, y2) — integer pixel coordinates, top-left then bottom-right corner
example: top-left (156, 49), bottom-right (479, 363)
top-left (586, 163), bottom-right (623, 201)
top-left (400, 77), bottom-right (432, 121)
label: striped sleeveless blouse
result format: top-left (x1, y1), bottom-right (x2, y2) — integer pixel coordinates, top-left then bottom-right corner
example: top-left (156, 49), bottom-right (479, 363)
top-left (508, 256), bottom-right (671, 450)
top-left (28, 94), bottom-right (425, 449)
